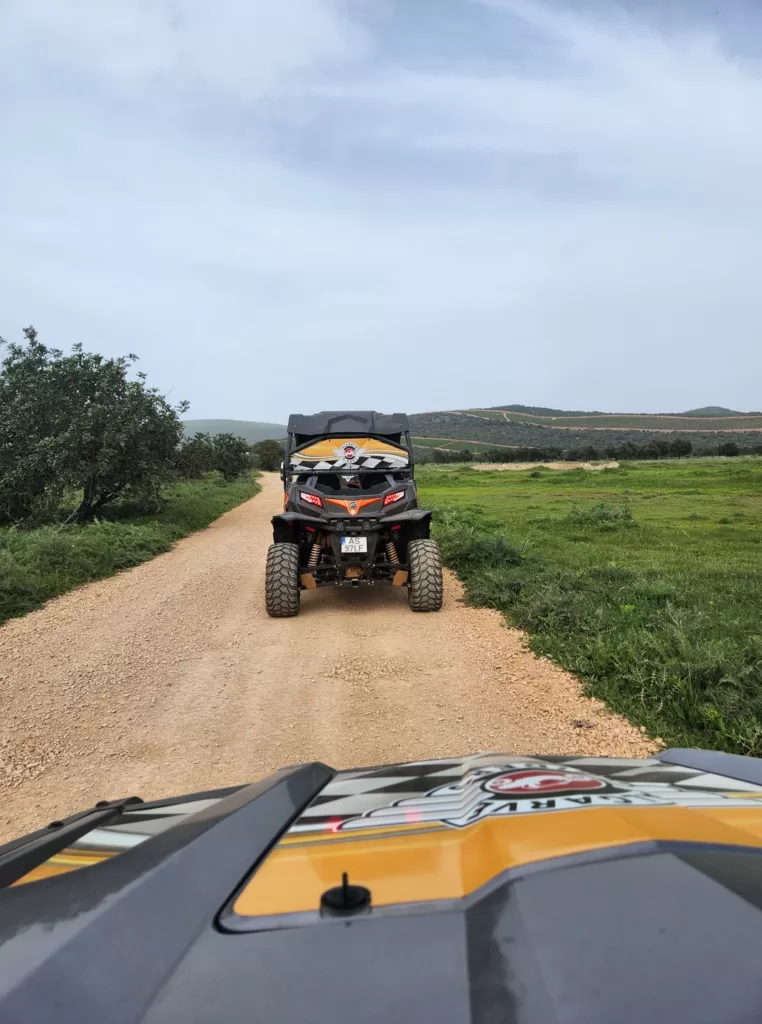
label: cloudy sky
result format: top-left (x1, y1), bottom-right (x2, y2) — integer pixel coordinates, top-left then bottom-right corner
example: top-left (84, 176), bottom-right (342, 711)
top-left (1, 0), bottom-right (760, 420)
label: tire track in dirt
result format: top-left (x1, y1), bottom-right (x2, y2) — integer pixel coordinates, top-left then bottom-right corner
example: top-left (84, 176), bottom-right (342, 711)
top-left (0, 473), bottom-right (655, 842)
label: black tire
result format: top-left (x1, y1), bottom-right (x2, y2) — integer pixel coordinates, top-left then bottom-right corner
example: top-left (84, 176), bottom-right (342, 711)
top-left (408, 539), bottom-right (443, 612)
top-left (265, 543), bottom-right (300, 618)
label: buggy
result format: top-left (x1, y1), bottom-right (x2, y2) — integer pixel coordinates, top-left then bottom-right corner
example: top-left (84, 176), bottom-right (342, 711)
top-left (265, 411), bottom-right (443, 616)
top-left (6, 747), bottom-right (762, 1023)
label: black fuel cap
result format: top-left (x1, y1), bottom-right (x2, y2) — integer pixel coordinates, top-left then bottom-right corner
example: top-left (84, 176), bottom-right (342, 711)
top-left (320, 872), bottom-right (372, 916)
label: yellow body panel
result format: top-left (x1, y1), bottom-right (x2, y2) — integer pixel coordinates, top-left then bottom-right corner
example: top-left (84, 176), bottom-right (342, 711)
top-left (234, 803), bottom-right (762, 917)
top-left (12, 848), bottom-right (116, 886)
top-left (295, 437), bottom-right (405, 461)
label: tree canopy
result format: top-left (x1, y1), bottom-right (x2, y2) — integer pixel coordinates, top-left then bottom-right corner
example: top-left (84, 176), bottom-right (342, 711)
top-left (0, 328), bottom-right (251, 525)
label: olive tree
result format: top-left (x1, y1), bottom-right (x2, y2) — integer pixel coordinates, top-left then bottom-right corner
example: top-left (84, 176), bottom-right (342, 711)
top-left (0, 327), bottom-right (187, 523)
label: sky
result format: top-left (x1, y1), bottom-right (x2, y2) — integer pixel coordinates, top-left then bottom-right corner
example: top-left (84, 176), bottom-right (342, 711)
top-left (1, 0), bottom-right (761, 421)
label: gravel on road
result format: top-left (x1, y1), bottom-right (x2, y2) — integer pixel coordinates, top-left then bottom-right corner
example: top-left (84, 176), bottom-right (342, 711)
top-left (0, 473), bottom-right (655, 842)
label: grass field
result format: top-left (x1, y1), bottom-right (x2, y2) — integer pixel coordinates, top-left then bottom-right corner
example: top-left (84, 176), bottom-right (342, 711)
top-left (0, 473), bottom-right (260, 625)
top-left (419, 458), bottom-right (762, 755)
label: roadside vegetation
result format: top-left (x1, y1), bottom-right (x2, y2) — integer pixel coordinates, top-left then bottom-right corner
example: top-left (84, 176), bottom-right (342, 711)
top-left (0, 328), bottom-right (259, 624)
top-left (0, 474), bottom-right (260, 625)
top-left (419, 458), bottom-right (762, 756)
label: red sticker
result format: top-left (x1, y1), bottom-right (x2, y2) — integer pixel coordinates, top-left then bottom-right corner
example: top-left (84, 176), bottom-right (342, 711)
top-left (483, 769), bottom-right (606, 795)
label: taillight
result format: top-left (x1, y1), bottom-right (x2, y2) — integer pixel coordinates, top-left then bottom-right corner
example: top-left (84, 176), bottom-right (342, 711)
top-left (383, 490), bottom-right (406, 506)
top-left (300, 492), bottom-right (323, 508)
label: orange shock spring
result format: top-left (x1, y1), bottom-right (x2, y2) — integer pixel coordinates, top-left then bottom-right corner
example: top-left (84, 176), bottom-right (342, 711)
top-left (308, 539), bottom-right (321, 568)
top-left (385, 540), bottom-right (400, 565)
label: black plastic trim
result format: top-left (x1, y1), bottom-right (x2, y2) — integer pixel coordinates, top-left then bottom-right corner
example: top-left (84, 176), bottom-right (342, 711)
top-left (658, 748), bottom-right (762, 786)
top-left (0, 797), bottom-right (144, 888)
top-left (0, 763), bottom-right (334, 1023)
top-left (131, 784), bottom-right (246, 811)
top-left (287, 412), bottom-right (410, 437)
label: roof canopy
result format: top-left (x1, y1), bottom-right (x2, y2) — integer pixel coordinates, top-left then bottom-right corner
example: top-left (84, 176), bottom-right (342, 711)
top-left (287, 411), bottom-right (410, 440)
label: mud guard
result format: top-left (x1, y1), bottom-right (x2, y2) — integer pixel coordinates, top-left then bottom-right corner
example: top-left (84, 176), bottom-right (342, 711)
top-left (271, 512), bottom-right (322, 544)
top-left (381, 509), bottom-right (433, 537)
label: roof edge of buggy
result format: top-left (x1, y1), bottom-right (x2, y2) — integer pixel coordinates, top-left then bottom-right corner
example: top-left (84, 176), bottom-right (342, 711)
top-left (287, 411), bottom-right (410, 440)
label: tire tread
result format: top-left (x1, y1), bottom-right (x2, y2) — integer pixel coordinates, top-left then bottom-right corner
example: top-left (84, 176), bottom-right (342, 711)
top-left (408, 539), bottom-right (443, 612)
top-left (265, 543), bottom-right (300, 617)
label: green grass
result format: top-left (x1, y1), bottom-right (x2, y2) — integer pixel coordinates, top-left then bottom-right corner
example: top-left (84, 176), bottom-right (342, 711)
top-left (418, 458), bottom-right (762, 755)
top-left (0, 473), bottom-right (260, 625)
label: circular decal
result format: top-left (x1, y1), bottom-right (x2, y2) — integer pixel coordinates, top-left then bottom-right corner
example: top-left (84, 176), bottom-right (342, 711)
top-left (343, 445), bottom-right (357, 460)
top-left (349, 502), bottom-right (358, 510)
top-left (483, 769), bottom-right (606, 796)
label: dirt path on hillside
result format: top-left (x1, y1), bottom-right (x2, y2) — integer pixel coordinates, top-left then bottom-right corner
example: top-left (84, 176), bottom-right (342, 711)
top-left (0, 474), bottom-right (655, 842)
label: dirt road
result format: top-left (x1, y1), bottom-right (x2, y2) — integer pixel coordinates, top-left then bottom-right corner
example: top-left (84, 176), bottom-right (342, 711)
top-left (0, 474), bottom-right (655, 841)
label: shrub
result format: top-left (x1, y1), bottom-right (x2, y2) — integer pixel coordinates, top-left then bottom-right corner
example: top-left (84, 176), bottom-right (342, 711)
top-left (567, 503), bottom-right (635, 527)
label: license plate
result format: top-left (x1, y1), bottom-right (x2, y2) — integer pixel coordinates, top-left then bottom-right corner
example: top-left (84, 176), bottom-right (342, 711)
top-left (341, 536), bottom-right (367, 554)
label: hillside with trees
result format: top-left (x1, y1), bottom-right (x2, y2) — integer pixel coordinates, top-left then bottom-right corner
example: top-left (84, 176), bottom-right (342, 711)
top-left (182, 419), bottom-right (286, 443)
top-left (409, 409), bottom-right (762, 457)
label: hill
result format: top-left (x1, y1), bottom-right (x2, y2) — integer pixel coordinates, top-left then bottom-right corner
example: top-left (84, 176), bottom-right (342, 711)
top-left (183, 419), bottom-right (286, 444)
top-left (679, 406), bottom-right (751, 417)
top-left (183, 409), bottom-right (762, 454)
top-left (492, 404), bottom-right (751, 420)
top-left (409, 405), bottom-right (762, 455)
top-left (464, 408), bottom-right (762, 431)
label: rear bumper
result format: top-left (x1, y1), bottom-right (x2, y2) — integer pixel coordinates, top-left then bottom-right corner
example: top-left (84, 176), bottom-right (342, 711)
top-left (271, 508), bottom-right (431, 534)
top-left (271, 510), bottom-right (429, 588)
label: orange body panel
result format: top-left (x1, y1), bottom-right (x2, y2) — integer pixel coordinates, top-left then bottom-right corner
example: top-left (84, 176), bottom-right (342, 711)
top-left (12, 848), bottom-right (116, 886)
top-left (233, 803), bottom-right (762, 917)
top-left (324, 497), bottom-right (380, 516)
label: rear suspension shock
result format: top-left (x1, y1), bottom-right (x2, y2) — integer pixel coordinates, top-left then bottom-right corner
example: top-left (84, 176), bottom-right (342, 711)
top-left (308, 540), bottom-right (321, 568)
top-left (385, 539), bottom-right (400, 565)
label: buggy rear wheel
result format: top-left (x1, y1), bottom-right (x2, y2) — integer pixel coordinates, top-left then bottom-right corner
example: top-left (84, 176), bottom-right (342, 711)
top-left (265, 543), bottom-right (300, 617)
top-left (407, 539), bottom-right (443, 612)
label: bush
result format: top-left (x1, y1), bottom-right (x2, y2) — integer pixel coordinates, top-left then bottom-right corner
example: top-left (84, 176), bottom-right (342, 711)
top-left (0, 328), bottom-right (186, 524)
top-left (252, 438), bottom-right (285, 472)
top-left (211, 433), bottom-right (251, 481)
top-left (176, 433), bottom-right (216, 479)
top-left (567, 502), bottom-right (635, 527)
top-left (177, 432), bottom-right (252, 481)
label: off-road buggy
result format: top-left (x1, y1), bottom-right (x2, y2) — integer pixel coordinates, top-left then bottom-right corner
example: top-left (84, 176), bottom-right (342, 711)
top-left (5, 746), bottom-right (762, 1022)
top-left (265, 411), bottom-right (443, 616)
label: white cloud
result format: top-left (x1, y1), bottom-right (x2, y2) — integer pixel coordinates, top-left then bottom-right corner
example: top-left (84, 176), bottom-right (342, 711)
top-left (0, 0), bottom-right (364, 101)
top-left (1, 0), bottom-right (761, 418)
